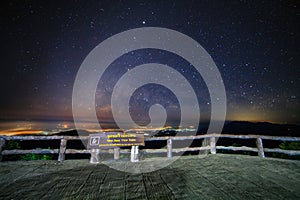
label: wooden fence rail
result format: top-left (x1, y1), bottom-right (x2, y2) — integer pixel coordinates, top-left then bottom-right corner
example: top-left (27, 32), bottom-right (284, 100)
top-left (0, 134), bottom-right (300, 162)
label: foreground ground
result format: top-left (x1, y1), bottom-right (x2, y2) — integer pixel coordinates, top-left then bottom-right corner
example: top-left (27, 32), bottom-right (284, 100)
top-left (0, 154), bottom-right (300, 199)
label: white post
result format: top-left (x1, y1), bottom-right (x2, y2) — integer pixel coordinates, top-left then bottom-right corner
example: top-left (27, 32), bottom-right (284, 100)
top-left (256, 137), bottom-right (265, 158)
top-left (58, 139), bottom-right (67, 162)
top-left (114, 147), bottom-right (120, 160)
top-left (210, 137), bottom-right (216, 154)
top-left (167, 138), bottom-right (172, 158)
top-left (90, 149), bottom-right (100, 164)
top-left (130, 146), bottom-right (139, 162)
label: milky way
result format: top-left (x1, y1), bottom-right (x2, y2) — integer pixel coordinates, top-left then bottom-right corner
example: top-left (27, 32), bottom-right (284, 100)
top-left (1, 0), bottom-right (299, 126)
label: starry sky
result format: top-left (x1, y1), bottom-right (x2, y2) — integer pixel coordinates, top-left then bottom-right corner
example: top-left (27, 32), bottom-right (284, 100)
top-left (0, 0), bottom-right (299, 133)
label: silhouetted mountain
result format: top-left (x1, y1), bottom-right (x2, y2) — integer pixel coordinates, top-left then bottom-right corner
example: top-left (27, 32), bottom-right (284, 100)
top-left (49, 121), bottom-right (299, 137)
top-left (222, 121), bottom-right (300, 136)
top-left (52, 129), bottom-right (91, 136)
top-left (154, 130), bottom-right (177, 137)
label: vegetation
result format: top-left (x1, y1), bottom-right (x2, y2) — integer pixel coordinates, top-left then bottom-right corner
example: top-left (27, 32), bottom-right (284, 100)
top-left (4, 140), bottom-right (20, 150)
top-left (21, 154), bottom-right (53, 161)
top-left (3, 141), bottom-right (53, 161)
top-left (271, 141), bottom-right (300, 160)
top-left (279, 141), bottom-right (300, 150)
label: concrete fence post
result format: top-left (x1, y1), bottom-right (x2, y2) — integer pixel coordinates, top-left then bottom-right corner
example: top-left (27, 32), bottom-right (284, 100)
top-left (114, 147), bottom-right (120, 160)
top-left (256, 137), bottom-right (265, 158)
top-left (58, 138), bottom-right (67, 162)
top-left (131, 146), bottom-right (139, 162)
top-left (210, 137), bottom-right (216, 154)
top-left (90, 149), bottom-right (100, 164)
top-left (167, 138), bottom-right (172, 158)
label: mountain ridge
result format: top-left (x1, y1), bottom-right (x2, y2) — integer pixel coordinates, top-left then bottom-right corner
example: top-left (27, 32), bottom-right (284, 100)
top-left (47, 121), bottom-right (300, 137)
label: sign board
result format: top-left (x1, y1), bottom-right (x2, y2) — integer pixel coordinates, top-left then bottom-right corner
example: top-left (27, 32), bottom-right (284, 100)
top-left (87, 132), bottom-right (144, 149)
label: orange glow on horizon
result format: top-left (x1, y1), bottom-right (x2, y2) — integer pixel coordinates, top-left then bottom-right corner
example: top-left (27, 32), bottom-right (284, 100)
top-left (0, 129), bottom-right (44, 136)
top-left (228, 109), bottom-right (283, 124)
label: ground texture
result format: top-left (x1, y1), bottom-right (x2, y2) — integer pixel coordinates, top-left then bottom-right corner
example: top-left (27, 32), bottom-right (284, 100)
top-left (0, 154), bottom-right (300, 200)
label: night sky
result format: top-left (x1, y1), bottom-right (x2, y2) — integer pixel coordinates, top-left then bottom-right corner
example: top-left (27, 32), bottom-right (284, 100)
top-left (0, 0), bottom-right (299, 134)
